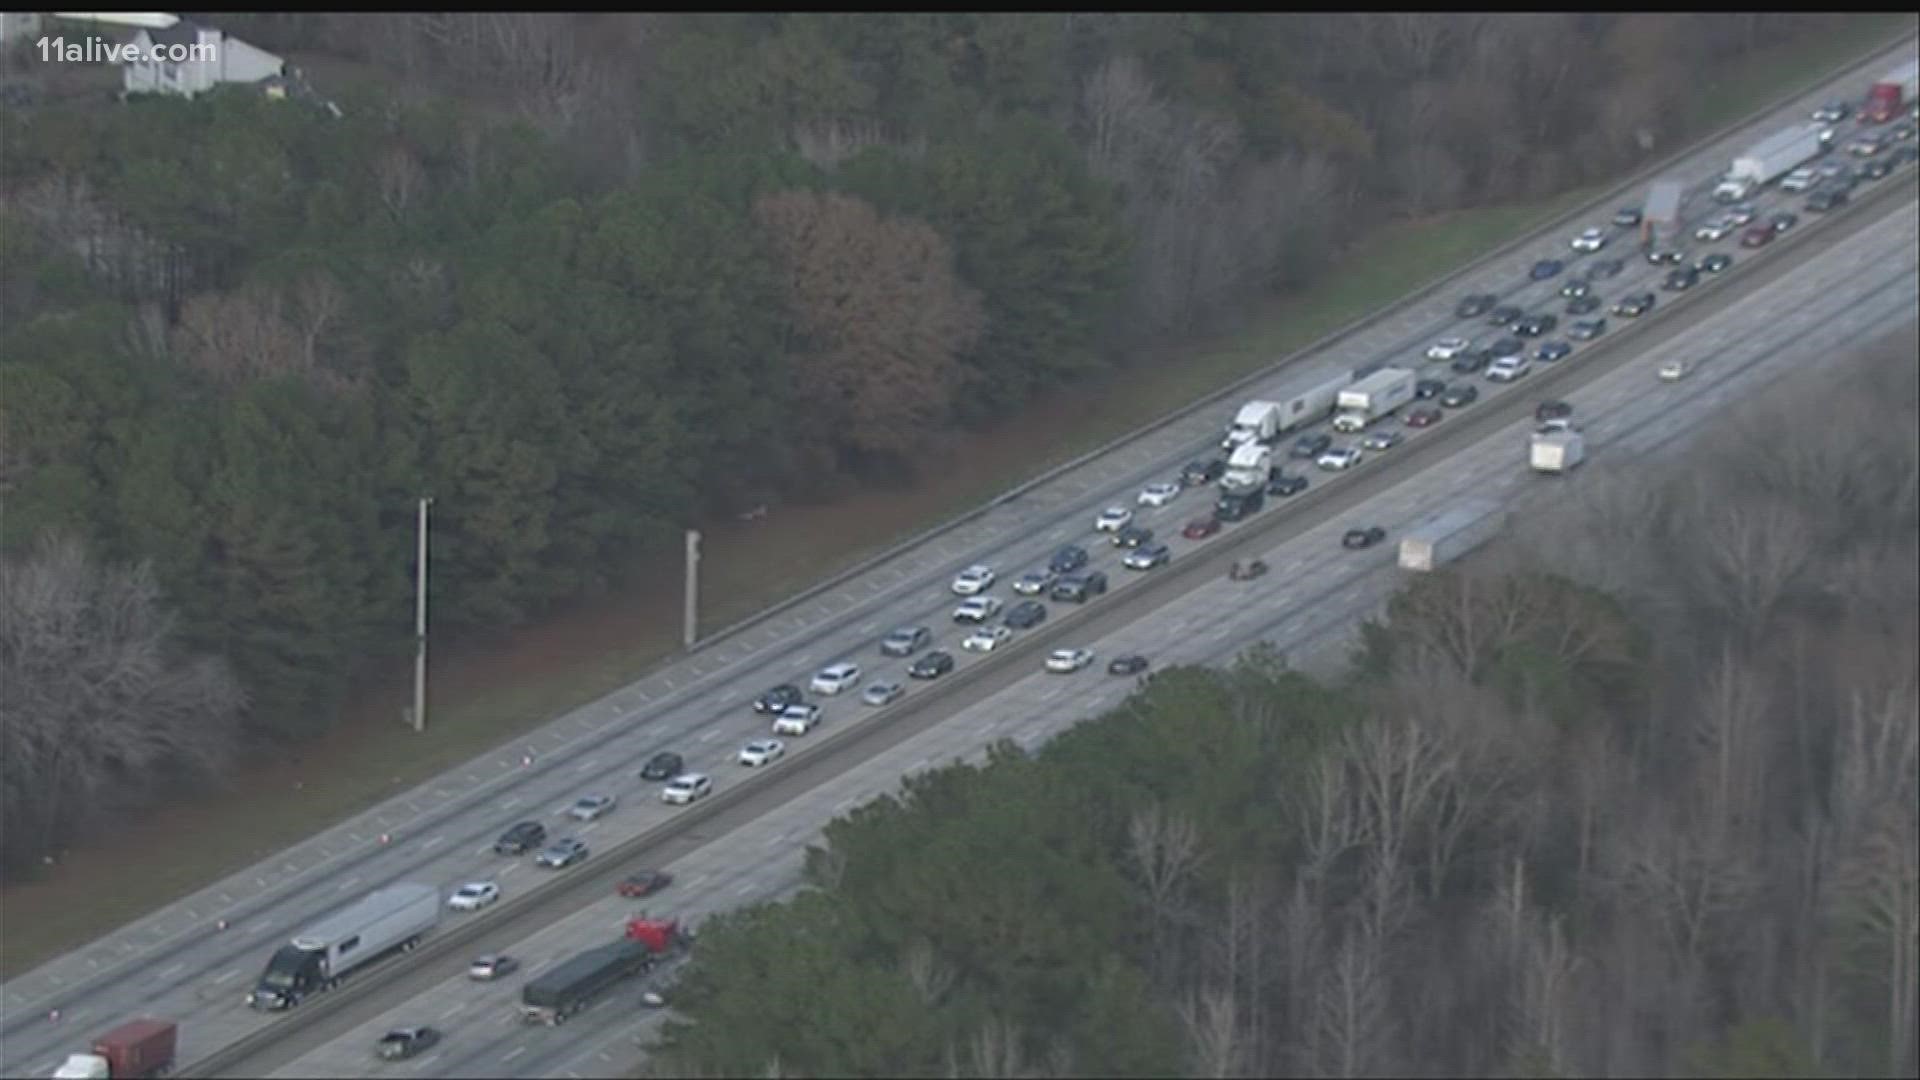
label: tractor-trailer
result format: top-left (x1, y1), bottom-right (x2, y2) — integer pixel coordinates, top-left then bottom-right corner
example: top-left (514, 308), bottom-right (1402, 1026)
top-left (51, 1019), bottom-right (176, 1080)
top-left (1221, 400), bottom-right (1284, 450)
top-left (1641, 179), bottom-right (1685, 246)
top-left (1530, 430), bottom-right (1585, 474)
top-left (249, 882), bottom-right (440, 1010)
top-left (1398, 501), bottom-right (1505, 572)
top-left (1862, 59), bottom-right (1918, 123)
top-left (1332, 368), bottom-right (1414, 432)
top-left (1220, 441), bottom-right (1275, 494)
top-left (1714, 123), bottom-right (1827, 202)
top-left (520, 939), bottom-right (658, 1025)
top-left (1277, 373), bottom-right (1353, 434)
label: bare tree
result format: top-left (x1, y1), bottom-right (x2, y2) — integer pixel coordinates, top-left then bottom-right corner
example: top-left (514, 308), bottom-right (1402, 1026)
top-left (373, 144), bottom-right (426, 222)
top-left (1828, 800), bottom-right (1919, 1079)
top-left (1309, 924), bottom-right (1394, 1079)
top-left (1179, 984), bottom-right (1249, 1078)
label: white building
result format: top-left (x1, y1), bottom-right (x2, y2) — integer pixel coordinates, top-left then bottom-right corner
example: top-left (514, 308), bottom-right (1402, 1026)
top-left (120, 19), bottom-right (282, 98)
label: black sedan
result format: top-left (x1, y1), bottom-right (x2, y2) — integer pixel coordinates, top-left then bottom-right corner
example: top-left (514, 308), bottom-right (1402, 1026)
top-left (1805, 187), bottom-right (1849, 213)
top-left (1586, 257), bottom-right (1626, 279)
top-left (1696, 252), bottom-right (1733, 274)
top-left (1535, 399), bottom-right (1574, 422)
top-left (1111, 524), bottom-right (1154, 549)
top-left (1529, 258), bottom-right (1564, 280)
top-left (1769, 211), bottom-right (1798, 234)
top-left (1266, 472), bottom-right (1308, 496)
top-left (1290, 432), bottom-right (1333, 459)
top-left (1612, 293), bottom-right (1655, 317)
top-left (1108, 654), bottom-right (1151, 676)
top-left (1450, 351), bottom-right (1489, 374)
top-left (1486, 304), bottom-right (1526, 327)
top-left (1454, 293), bottom-right (1498, 318)
top-left (1513, 314), bottom-right (1557, 338)
top-left (1644, 248), bottom-right (1686, 266)
top-left (1662, 267), bottom-right (1699, 292)
top-left (1342, 526), bottom-right (1388, 549)
top-left (752, 685), bottom-right (803, 714)
top-left (1559, 278), bottom-right (1590, 299)
top-left (908, 651), bottom-right (956, 680)
top-left (1414, 377), bottom-right (1447, 399)
top-left (1003, 600), bottom-right (1047, 629)
top-left (1439, 384), bottom-right (1478, 407)
top-left (1612, 206), bottom-right (1642, 227)
top-left (1180, 458), bottom-right (1227, 486)
top-left (1049, 544), bottom-right (1089, 574)
top-left (377, 1028), bottom-right (442, 1062)
top-left (1565, 294), bottom-right (1602, 315)
top-left (1568, 317), bottom-right (1608, 340)
top-left (1535, 340), bottom-right (1572, 362)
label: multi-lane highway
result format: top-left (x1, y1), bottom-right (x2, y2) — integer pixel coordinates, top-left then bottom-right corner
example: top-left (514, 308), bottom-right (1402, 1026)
top-left (2, 28), bottom-right (1914, 1080)
top-left (256, 188), bottom-right (1920, 1080)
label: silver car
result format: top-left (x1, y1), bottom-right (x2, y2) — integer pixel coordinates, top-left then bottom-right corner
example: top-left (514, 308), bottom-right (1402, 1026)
top-left (862, 681), bottom-right (904, 706)
top-left (567, 794), bottom-right (616, 822)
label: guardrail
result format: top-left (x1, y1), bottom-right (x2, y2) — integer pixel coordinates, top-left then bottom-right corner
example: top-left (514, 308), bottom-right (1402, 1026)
top-left (184, 168), bottom-right (1920, 1079)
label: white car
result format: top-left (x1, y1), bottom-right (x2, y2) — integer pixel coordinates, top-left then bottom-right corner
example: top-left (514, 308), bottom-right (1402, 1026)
top-left (1360, 428), bottom-right (1403, 451)
top-left (661, 774), bottom-right (713, 805)
top-left (1780, 167), bottom-right (1818, 193)
top-left (567, 794), bottom-right (617, 822)
top-left (1137, 482), bottom-right (1182, 508)
top-left (1425, 336), bottom-right (1472, 361)
top-left (1316, 447), bottom-right (1363, 471)
top-left (1093, 506), bottom-right (1133, 532)
top-left (861, 680), bottom-right (904, 706)
top-left (809, 662), bottom-right (861, 696)
top-left (950, 564), bottom-right (995, 596)
top-left (1693, 216), bottom-right (1737, 242)
top-left (1044, 648), bottom-right (1094, 673)
top-left (773, 703), bottom-right (822, 736)
top-left (1012, 569), bottom-right (1056, 596)
top-left (962, 625), bottom-right (1012, 653)
top-left (447, 882), bottom-right (500, 911)
top-left (738, 739), bottom-right (786, 767)
top-left (952, 595), bottom-right (1002, 623)
top-left (1724, 204), bottom-right (1756, 227)
top-left (1658, 358), bottom-right (1693, 381)
top-left (1569, 226), bottom-right (1608, 253)
top-left (1486, 356), bottom-right (1532, 382)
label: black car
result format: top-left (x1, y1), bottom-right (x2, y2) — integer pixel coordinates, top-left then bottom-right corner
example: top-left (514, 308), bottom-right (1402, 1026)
top-left (1488, 335), bottom-right (1524, 357)
top-left (1214, 489), bottom-right (1264, 521)
top-left (1050, 571), bottom-right (1109, 604)
top-left (1612, 293), bottom-right (1655, 317)
top-left (1769, 211), bottom-right (1798, 234)
top-left (638, 751), bottom-right (685, 782)
top-left (1290, 432), bottom-right (1333, 459)
top-left (1514, 314), bottom-right (1557, 338)
top-left (1111, 524), bottom-right (1154, 549)
top-left (1645, 248), bottom-right (1685, 266)
top-left (377, 1027), bottom-right (442, 1061)
top-left (1569, 317), bottom-right (1608, 340)
top-left (1049, 544), bottom-right (1089, 574)
top-left (1439, 384), bottom-right (1478, 407)
top-left (1535, 340), bottom-right (1572, 362)
top-left (1696, 252), bottom-right (1733, 274)
top-left (1586, 257), bottom-right (1625, 280)
top-left (1414, 377), bottom-right (1447, 399)
top-left (1266, 471), bottom-right (1308, 497)
top-left (1180, 458), bottom-right (1227, 487)
top-left (1565, 294), bottom-right (1601, 315)
top-left (1894, 145), bottom-right (1920, 166)
top-left (1558, 278), bottom-right (1590, 299)
top-left (1806, 187), bottom-right (1848, 213)
top-left (1454, 293), bottom-right (1498, 318)
top-left (1535, 399), bottom-right (1574, 423)
top-left (1662, 267), bottom-right (1699, 291)
top-left (1108, 654), bottom-right (1151, 676)
top-left (1450, 351), bottom-right (1489, 374)
top-left (908, 650), bottom-right (956, 679)
top-left (753, 684), bottom-right (803, 714)
top-left (1892, 121), bottom-right (1917, 143)
top-left (1342, 526), bottom-right (1388, 549)
top-left (1003, 600), bottom-right (1047, 629)
top-left (493, 820), bottom-right (548, 856)
top-left (1862, 157), bottom-right (1895, 181)
top-left (1529, 258), bottom-right (1564, 280)
top-left (1612, 206), bottom-right (1643, 228)
top-left (1487, 304), bottom-right (1526, 327)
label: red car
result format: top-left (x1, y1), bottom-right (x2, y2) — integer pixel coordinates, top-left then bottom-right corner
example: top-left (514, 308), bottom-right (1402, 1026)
top-left (1182, 517), bottom-right (1222, 540)
top-left (1404, 406), bottom-right (1442, 428)
top-left (617, 870), bottom-right (674, 898)
top-left (1739, 224), bottom-right (1774, 248)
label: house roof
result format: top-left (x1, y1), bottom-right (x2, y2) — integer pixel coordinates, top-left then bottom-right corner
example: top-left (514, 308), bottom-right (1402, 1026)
top-left (148, 20), bottom-right (204, 49)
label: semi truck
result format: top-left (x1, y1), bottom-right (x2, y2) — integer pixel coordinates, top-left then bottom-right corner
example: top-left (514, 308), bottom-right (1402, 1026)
top-left (1641, 179), bottom-right (1685, 247)
top-left (1861, 59), bottom-right (1919, 124)
top-left (1332, 368), bottom-right (1415, 432)
top-left (51, 1019), bottom-right (176, 1080)
top-left (1277, 373), bottom-right (1353, 434)
top-left (1398, 501), bottom-right (1505, 572)
top-left (519, 918), bottom-right (689, 1025)
top-left (1530, 430), bottom-right (1586, 475)
top-left (1221, 400), bottom-right (1284, 450)
top-left (1220, 441), bottom-right (1275, 494)
top-left (248, 882), bottom-right (440, 1010)
top-left (1713, 123), bottom-right (1827, 202)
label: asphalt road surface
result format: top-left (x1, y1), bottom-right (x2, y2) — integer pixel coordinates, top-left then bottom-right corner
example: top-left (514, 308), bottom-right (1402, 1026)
top-left (259, 191), bottom-right (1920, 1080)
top-left (2, 31), bottom-right (1914, 1080)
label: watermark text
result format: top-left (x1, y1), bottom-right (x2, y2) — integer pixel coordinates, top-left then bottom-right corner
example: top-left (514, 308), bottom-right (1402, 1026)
top-left (37, 35), bottom-right (215, 66)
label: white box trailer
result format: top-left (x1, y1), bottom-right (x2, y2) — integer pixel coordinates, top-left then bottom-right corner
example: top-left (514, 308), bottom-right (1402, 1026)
top-left (1530, 430), bottom-right (1586, 474)
top-left (1332, 368), bottom-right (1414, 432)
top-left (1277, 373), bottom-right (1353, 435)
top-left (1641, 179), bottom-right (1685, 246)
top-left (1714, 123), bottom-right (1827, 202)
top-left (1398, 500), bottom-right (1506, 572)
top-left (248, 883), bottom-right (441, 1009)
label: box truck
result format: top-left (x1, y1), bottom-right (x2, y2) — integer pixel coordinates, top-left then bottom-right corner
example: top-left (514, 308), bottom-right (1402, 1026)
top-left (51, 1019), bottom-right (176, 1080)
top-left (1332, 368), bottom-right (1414, 433)
top-left (1530, 430), bottom-right (1586, 474)
top-left (1862, 59), bottom-right (1919, 123)
top-left (248, 883), bottom-right (440, 1009)
top-left (1713, 123), bottom-right (1827, 202)
top-left (1398, 501), bottom-right (1505, 572)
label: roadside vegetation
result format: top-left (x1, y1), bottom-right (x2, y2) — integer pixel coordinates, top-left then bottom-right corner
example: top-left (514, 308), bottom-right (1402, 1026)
top-left (0, 14), bottom-right (1909, 968)
top-left (645, 328), bottom-right (1920, 1079)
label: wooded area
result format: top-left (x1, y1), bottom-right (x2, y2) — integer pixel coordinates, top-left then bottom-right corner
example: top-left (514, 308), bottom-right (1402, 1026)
top-left (644, 329), bottom-right (1919, 1078)
top-left (0, 14), bottom-right (1855, 874)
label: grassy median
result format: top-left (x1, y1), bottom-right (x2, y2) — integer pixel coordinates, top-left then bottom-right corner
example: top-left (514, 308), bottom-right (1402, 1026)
top-left (1, 13), bottom-right (1913, 979)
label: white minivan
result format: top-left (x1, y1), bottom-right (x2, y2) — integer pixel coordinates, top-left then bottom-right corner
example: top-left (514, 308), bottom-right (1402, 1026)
top-left (809, 662), bottom-right (861, 695)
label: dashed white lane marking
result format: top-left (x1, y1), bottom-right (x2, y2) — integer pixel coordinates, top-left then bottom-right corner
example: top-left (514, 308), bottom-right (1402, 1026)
top-left (213, 969), bottom-right (239, 984)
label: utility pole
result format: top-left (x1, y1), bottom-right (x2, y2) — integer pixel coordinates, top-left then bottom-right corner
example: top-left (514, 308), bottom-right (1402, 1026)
top-left (683, 529), bottom-right (700, 649)
top-left (412, 496), bottom-right (432, 733)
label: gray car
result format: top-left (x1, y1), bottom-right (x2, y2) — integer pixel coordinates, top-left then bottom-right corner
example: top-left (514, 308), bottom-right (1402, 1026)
top-left (861, 681), bottom-right (904, 706)
top-left (879, 625), bottom-right (932, 657)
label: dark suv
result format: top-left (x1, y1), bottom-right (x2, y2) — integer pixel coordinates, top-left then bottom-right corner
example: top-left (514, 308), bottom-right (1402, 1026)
top-left (1050, 571), bottom-right (1109, 604)
top-left (639, 751), bottom-right (684, 781)
top-left (1214, 489), bottom-right (1264, 521)
top-left (753, 684), bottom-right (803, 714)
top-left (494, 821), bottom-right (548, 856)
top-left (1003, 600), bottom-right (1048, 629)
top-left (1048, 545), bottom-right (1089, 574)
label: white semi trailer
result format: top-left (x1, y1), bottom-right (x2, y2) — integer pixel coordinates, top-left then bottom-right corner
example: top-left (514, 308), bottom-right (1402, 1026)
top-left (1398, 500), bottom-right (1506, 572)
top-left (248, 883), bottom-right (441, 1009)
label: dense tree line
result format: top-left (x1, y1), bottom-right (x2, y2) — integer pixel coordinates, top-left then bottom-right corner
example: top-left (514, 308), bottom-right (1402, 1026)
top-left (644, 329), bottom-right (1919, 1078)
top-left (0, 15), bottom-right (1858, 873)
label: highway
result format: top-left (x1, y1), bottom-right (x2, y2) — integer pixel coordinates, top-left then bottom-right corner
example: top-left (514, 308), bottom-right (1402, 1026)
top-left (259, 188), bottom-right (1920, 1080)
top-left (2, 29), bottom-right (1914, 1080)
